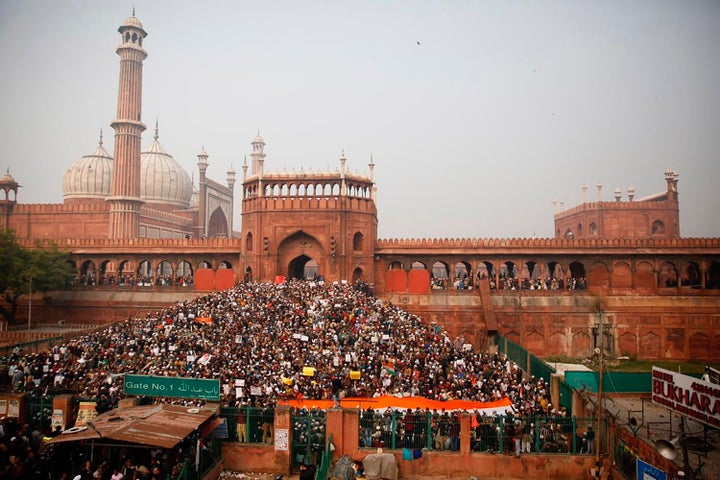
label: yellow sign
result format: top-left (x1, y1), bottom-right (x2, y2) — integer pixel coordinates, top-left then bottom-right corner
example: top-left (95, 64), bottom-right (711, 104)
top-left (302, 367), bottom-right (315, 377)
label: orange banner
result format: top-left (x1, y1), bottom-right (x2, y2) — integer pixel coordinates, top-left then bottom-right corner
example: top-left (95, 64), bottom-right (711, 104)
top-left (195, 317), bottom-right (213, 324)
top-left (278, 395), bottom-right (514, 414)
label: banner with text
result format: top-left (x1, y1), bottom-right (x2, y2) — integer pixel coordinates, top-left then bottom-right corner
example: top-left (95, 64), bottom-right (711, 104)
top-left (124, 374), bottom-right (221, 401)
top-left (651, 367), bottom-right (720, 428)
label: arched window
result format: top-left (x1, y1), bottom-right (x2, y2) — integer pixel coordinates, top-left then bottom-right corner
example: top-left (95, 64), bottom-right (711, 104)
top-left (590, 223), bottom-right (597, 236)
top-left (353, 232), bottom-right (364, 251)
top-left (246, 232), bottom-right (253, 251)
top-left (564, 229), bottom-right (574, 239)
top-left (577, 223), bottom-right (583, 237)
top-left (652, 220), bottom-right (665, 235)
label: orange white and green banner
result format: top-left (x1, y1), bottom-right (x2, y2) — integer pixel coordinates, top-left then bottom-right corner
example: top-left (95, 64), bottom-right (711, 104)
top-left (278, 395), bottom-right (514, 415)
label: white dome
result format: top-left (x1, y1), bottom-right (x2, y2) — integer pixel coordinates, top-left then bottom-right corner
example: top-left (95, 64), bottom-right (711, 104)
top-left (63, 140), bottom-right (113, 201)
top-left (140, 136), bottom-right (193, 208)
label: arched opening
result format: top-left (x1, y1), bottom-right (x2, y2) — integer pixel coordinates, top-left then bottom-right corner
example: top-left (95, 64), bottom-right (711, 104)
top-left (99, 259), bottom-right (113, 285)
top-left (288, 255), bottom-right (318, 280)
top-left (353, 267), bottom-right (363, 282)
top-left (244, 266), bottom-right (253, 282)
top-left (207, 208), bottom-right (228, 238)
top-left (177, 261), bottom-right (193, 286)
top-left (577, 223), bottom-right (583, 237)
top-left (590, 223), bottom-right (598, 236)
top-left (156, 260), bottom-right (173, 286)
top-left (80, 260), bottom-right (97, 286)
top-left (430, 261), bottom-right (449, 289)
top-left (118, 260), bottom-right (137, 286)
top-left (353, 232), bottom-right (364, 251)
top-left (218, 260), bottom-right (232, 269)
top-left (198, 260), bottom-right (212, 269)
top-left (246, 232), bottom-right (253, 251)
top-left (499, 261), bottom-right (517, 289)
top-left (521, 261), bottom-right (540, 289)
top-left (546, 261), bottom-right (564, 289)
top-left (137, 260), bottom-right (153, 286)
top-left (568, 261), bottom-right (587, 290)
top-left (652, 220), bottom-right (665, 235)
top-left (453, 261), bottom-right (471, 289)
top-left (682, 261), bottom-right (701, 288)
top-left (658, 262), bottom-right (678, 288)
top-left (564, 229), bottom-right (574, 239)
top-left (706, 261), bottom-right (720, 289)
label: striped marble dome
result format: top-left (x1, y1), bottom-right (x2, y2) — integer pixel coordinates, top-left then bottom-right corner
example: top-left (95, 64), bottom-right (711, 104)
top-left (140, 129), bottom-right (193, 208)
top-left (63, 135), bottom-right (113, 201)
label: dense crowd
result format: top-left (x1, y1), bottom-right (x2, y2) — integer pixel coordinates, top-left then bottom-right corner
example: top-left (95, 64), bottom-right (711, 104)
top-left (0, 279), bottom-right (569, 479)
top-left (3, 280), bottom-right (558, 413)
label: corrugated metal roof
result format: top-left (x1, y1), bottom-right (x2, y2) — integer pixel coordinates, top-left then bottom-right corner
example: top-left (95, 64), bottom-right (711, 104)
top-left (50, 404), bottom-right (216, 449)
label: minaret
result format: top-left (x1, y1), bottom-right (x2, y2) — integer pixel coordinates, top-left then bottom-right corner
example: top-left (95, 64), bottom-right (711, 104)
top-left (107, 12), bottom-right (148, 239)
top-left (250, 132), bottom-right (265, 176)
top-left (226, 164), bottom-right (236, 234)
top-left (197, 146), bottom-right (209, 237)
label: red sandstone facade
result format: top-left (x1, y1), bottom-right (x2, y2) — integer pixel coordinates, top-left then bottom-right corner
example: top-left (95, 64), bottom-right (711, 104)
top-left (1, 14), bottom-right (719, 365)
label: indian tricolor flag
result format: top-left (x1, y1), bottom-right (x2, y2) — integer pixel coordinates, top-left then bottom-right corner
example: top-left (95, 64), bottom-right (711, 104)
top-left (381, 362), bottom-right (396, 376)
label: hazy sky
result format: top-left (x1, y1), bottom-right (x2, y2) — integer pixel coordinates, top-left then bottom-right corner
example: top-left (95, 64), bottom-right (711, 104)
top-left (1, 0), bottom-right (718, 239)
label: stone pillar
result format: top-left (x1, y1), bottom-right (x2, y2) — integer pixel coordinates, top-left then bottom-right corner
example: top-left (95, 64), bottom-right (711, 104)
top-left (460, 412), bottom-right (472, 456)
top-left (274, 405), bottom-right (292, 475)
top-left (326, 408), bottom-right (345, 463)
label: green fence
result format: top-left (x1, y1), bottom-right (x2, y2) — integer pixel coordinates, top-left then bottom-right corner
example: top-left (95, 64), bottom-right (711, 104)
top-left (497, 334), bottom-right (556, 383)
top-left (497, 334), bottom-right (577, 413)
top-left (315, 434), bottom-right (333, 480)
top-left (564, 371), bottom-right (652, 394)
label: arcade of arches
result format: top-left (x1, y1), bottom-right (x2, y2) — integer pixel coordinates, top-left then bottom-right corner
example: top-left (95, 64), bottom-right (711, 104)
top-left (384, 258), bottom-right (720, 293)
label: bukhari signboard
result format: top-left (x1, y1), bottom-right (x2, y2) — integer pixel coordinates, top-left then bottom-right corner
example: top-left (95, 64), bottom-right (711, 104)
top-left (124, 374), bottom-right (221, 401)
top-left (651, 367), bottom-right (720, 428)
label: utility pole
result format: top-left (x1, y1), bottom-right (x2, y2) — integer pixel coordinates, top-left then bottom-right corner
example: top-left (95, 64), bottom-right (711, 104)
top-left (27, 273), bottom-right (32, 345)
top-left (595, 308), bottom-right (604, 478)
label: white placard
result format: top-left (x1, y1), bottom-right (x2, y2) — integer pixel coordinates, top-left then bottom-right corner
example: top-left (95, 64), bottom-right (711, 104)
top-left (275, 428), bottom-right (289, 450)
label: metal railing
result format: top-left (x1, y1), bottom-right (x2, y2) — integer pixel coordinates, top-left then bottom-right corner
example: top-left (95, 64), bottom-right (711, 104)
top-left (219, 406), bottom-right (275, 444)
top-left (358, 411), bottom-right (605, 456)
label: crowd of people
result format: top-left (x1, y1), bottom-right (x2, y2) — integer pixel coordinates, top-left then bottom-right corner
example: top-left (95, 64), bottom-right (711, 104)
top-left (3, 280), bottom-right (555, 414)
top-left (0, 279), bottom-right (570, 478)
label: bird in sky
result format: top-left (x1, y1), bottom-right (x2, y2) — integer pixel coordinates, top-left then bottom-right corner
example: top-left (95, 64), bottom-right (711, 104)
top-left (417, 41), bottom-right (421, 45)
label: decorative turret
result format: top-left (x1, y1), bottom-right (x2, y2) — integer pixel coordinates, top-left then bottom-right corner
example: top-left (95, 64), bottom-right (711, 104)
top-left (251, 132), bottom-right (266, 177)
top-left (0, 167), bottom-right (19, 229)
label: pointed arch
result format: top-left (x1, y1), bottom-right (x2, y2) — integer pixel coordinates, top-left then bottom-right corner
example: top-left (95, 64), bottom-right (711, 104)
top-left (207, 207), bottom-right (228, 238)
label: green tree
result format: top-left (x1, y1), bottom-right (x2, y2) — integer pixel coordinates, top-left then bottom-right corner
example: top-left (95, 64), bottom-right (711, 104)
top-left (0, 229), bottom-right (76, 324)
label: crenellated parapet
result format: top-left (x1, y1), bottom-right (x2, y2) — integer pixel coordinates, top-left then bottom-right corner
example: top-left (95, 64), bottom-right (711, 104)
top-left (14, 202), bottom-right (111, 213)
top-left (18, 236), bottom-right (243, 251)
top-left (376, 236), bottom-right (720, 250)
top-left (140, 205), bottom-right (194, 226)
top-left (554, 199), bottom-right (675, 219)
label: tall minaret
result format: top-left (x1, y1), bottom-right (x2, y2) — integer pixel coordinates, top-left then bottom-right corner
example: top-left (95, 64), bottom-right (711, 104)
top-left (107, 12), bottom-right (148, 239)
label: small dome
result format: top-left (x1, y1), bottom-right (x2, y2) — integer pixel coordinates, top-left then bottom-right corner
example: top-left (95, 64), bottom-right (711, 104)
top-left (63, 139), bottom-right (113, 201)
top-left (0, 168), bottom-right (18, 185)
top-left (122, 15), bottom-right (145, 31)
top-left (253, 133), bottom-right (264, 144)
top-left (140, 135), bottom-right (193, 209)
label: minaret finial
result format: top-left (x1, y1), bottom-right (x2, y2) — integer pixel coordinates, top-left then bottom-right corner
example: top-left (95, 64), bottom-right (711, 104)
top-left (154, 119), bottom-right (159, 141)
top-left (99, 128), bottom-right (103, 146)
top-left (132, 7), bottom-right (136, 17)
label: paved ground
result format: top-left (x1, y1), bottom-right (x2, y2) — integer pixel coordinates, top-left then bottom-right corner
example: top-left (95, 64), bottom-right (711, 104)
top-left (606, 396), bottom-right (720, 479)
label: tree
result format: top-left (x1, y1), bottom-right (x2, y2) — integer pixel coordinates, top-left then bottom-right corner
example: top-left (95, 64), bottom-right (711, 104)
top-left (0, 229), bottom-right (76, 324)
